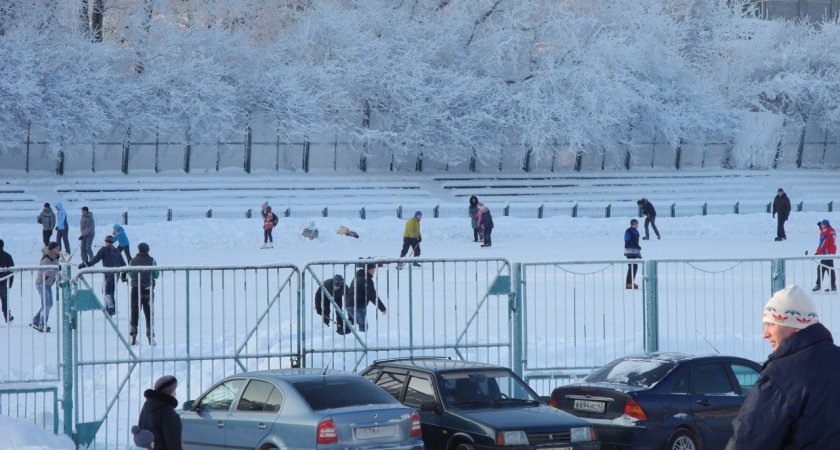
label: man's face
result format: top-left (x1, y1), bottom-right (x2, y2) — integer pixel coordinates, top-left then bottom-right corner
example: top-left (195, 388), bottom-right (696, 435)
top-left (777, 191), bottom-right (784, 197)
top-left (763, 322), bottom-right (799, 350)
top-left (82, 209), bottom-right (88, 215)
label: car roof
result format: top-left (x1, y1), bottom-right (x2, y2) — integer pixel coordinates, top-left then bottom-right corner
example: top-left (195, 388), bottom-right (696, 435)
top-left (230, 368), bottom-right (357, 383)
top-left (617, 352), bottom-right (755, 364)
top-left (369, 357), bottom-right (507, 373)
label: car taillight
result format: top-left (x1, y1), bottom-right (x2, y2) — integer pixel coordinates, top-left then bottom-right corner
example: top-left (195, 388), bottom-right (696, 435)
top-left (317, 419), bottom-right (338, 444)
top-left (623, 398), bottom-right (647, 421)
top-left (549, 395), bottom-right (559, 408)
top-left (410, 412), bottom-right (422, 438)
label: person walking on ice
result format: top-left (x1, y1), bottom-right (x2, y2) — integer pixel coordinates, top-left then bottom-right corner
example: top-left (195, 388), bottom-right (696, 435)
top-left (129, 242), bottom-right (158, 345)
top-left (261, 204), bottom-right (278, 248)
top-left (398, 211), bottom-right (423, 269)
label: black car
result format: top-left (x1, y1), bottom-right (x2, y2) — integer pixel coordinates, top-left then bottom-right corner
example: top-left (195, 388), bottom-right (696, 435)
top-left (362, 358), bottom-right (600, 450)
top-left (549, 353), bottom-right (761, 450)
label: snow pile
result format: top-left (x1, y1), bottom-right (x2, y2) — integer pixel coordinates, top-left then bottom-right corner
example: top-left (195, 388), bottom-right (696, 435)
top-left (0, 416), bottom-right (73, 450)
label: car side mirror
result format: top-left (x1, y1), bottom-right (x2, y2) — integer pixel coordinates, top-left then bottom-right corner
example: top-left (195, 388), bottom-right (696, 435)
top-left (182, 400), bottom-right (195, 411)
top-left (420, 401), bottom-right (441, 414)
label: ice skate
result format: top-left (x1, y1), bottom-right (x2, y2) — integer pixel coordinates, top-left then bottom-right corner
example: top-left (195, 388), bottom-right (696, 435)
top-left (412, 262), bottom-right (422, 267)
top-left (626, 283), bottom-right (639, 290)
top-left (260, 243), bottom-right (268, 249)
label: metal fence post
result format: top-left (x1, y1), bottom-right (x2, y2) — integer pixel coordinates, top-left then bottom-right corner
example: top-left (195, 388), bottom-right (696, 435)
top-left (60, 264), bottom-right (74, 440)
top-left (511, 263), bottom-right (524, 378)
top-left (771, 258), bottom-right (786, 294)
top-left (643, 260), bottom-right (659, 353)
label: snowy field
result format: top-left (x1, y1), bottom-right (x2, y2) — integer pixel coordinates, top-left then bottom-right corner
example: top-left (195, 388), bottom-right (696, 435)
top-left (0, 171), bottom-right (839, 449)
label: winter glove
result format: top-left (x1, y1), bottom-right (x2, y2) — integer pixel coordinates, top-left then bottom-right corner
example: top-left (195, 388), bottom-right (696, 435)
top-left (77, 263), bottom-right (87, 269)
top-left (121, 274), bottom-right (128, 283)
top-left (78, 236), bottom-right (83, 240)
top-left (772, 213), bottom-right (775, 218)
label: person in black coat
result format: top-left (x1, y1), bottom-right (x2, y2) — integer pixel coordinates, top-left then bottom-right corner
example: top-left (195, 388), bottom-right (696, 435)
top-left (129, 242), bottom-right (158, 345)
top-left (0, 239), bottom-right (14, 323)
top-left (479, 205), bottom-right (494, 247)
top-left (343, 264), bottom-right (386, 333)
top-left (624, 219), bottom-right (641, 289)
top-left (772, 188), bottom-right (791, 241)
top-left (314, 274), bottom-right (346, 327)
top-left (78, 235), bottom-right (127, 316)
top-left (138, 375), bottom-right (182, 450)
top-left (727, 285), bottom-right (840, 449)
top-left (637, 198), bottom-right (660, 240)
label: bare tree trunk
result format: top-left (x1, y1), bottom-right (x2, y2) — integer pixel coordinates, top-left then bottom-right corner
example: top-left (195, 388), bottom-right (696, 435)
top-left (80, 0), bottom-right (90, 39)
top-left (91, 0), bottom-right (103, 42)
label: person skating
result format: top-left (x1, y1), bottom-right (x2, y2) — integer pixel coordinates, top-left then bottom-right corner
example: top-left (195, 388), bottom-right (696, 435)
top-left (37, 203), bottom-right (56, 247)
top-left (813, 219), bottom-right (836, 292)
top-left (468, 196), bottom-right (480, 242)
top-left (772, 188), bottom-right (791, 241)
top-left (398, 211), bottom-right (423, 269)
top-left (624, 219), bottom-right (642, 289)
top-left (0, 239), bottom-right (14, 324)
top-left (138, 375), bottom-right (182, 450)
top-left (726, 285), bottom-right (840, 449)
top-left (129, 242), bottom-right (158, 345)
top-left (78, 235), bottom-right (127, 316)
top-left (113, 224), bottom-right (132, 263)
top-left (261, 205), bottom-right (279, 249)
top-left (54, 202), bottom-right (70, 254)
top-left (78, 206), bottom-right (95, 265)
top-left (637, 198), bottom-right (660, 240)
top-left (344, 262), bottom-right (386, 333)
top-left (479, 204), bottom-right (494, 247)
top-left (314, 274), bottom-right (346, 327)
top-left (32, 242), bottom-right (60, 332)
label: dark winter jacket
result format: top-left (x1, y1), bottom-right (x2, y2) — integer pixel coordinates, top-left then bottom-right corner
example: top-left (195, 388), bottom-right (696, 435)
top-left (727, 323), bottom-right (840, 450)
top-left (469, 196), bottom-right (479, 229)
top-left (315, 277), bottom-right (347, 317)
top-left (773, 193), bottom-right (791, 220)
top-left (79, 212), bottom-right (95, 239)
top-left (346, 268), bottom-right (386, 312)
top-left (35, 246), bottom-right (60, 286)
top-left (138, 389), bottom-right (182, 450)
top-left (37, 208), bottom-right (56, 231)
top-left (85, 245), bottom-right (126, 270)
top-left (479, 209), bottom-right (494, 230)
top-left (129, 251), bottom-right (157, 289)
top-left (624, 226), bottom-right (641, 257)
top-left (639, 199), bottom-right (656, 217)
top-left (0, 247), bottom-right (14, 288)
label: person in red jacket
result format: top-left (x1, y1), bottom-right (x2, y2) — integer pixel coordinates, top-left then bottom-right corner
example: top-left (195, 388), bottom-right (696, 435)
top-left (814, 219), bottom-right (836, 292)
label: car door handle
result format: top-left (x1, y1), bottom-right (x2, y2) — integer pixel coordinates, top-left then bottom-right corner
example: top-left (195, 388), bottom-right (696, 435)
top-left (696, 399), bottom-right (710, 407)
top-left (216, 421), bottom-right (225, 429)
top-left (258, 423), bottom-right (267, 430)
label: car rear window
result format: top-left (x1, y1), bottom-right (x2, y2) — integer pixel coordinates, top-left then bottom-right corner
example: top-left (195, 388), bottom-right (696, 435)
top-left (292, 378), bottom-right (398, 410)
top-left (586, 359), bottom-right (677, 387)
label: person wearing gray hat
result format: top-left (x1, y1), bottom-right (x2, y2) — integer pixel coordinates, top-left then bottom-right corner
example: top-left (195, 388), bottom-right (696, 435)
top-left (138, 375), bottom-right (181, 450)
top-left (624, 219), bottom-right (642, 289)
top-left (78, 234), bottom-right (127, 316)
top-left (37, 203), bottom-right (56, 247)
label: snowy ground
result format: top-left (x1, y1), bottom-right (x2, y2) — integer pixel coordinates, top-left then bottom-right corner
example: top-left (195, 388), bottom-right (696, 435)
top-left (0, 170), bottom-right (838, 449)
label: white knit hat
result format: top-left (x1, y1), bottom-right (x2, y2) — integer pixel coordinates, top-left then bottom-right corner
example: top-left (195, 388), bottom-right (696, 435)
top-left (763, 285), bottom-right (819, 329)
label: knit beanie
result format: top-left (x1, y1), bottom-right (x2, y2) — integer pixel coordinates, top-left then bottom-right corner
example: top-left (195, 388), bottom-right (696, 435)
top-left (154, 375), bottom-right (177, 395)
top-left (763, 285), bottom-right (819, 330)
top-left (131, 426), bottom-right (154, 449)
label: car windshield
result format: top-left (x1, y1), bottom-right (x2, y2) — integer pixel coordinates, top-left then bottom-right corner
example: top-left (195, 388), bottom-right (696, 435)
top-left (585, 358), bottom-right (678, 387)
top-left (439, 370), bottom-right (541, 407)
top-left (292, 378), bottom-right (398, 411)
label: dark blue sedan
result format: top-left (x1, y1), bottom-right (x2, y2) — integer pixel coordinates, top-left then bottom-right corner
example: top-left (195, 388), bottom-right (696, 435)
top-left (549, 353), bottom-right (761, 450)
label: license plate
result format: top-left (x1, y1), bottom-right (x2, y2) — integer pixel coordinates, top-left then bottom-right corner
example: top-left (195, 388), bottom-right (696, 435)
top-left (355, 424), bottom-right (396, 440)
top-left (540, 447), bottom-right (572, 450)
top-left (573, 399), bottom-right (605, 413)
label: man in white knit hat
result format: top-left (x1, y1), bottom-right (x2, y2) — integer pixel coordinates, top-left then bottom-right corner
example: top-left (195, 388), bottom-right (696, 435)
top-left (727, 285), bottom-right (840, 449)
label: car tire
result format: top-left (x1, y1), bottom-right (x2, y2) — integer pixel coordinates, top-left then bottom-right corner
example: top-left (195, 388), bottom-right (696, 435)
top-left (666, 429), bottom-right (701, 450)
top-left (454, 442), bottom-right (476, 450)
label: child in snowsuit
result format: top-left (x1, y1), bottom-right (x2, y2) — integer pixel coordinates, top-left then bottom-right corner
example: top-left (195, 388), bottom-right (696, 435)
top-left (261, 205), bottom-right (279, 248)
top-left (479, 205), bottom-right (494, 247)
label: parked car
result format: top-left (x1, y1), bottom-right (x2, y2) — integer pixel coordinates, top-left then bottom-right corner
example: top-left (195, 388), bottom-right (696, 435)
top-left (179, 368), bottom-right (424, 450)
top-left (549, 353), bottom-right (762, 450)
top-left (361, 357), bottom-right (600, 450)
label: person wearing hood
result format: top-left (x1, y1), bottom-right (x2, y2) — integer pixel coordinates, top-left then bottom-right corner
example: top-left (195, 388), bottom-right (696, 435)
top-left (113, 224), bottom-right (132, 263)
top-left (129, 242), bottom-right (158, 345)
top-left (37, 203), bottom-right (56, 247)
top-left (78, 206), bottom-right (95, 265)
top-left (31, 242), bottom-right (60, 332)
top-left (78, 235), bottom-right (127, 316)
top-left (726, 285), bottom-right (840, 449)
top-left (813, 219), bottom-right (837, 292)
top-left (138, 375), bottom-right (182, 450)
top-left (479, 204), bottom-right (494, 247)
top-left (0, 239), bottom-right (14, 324)
top-left (343, 263), bottom-right (386, 333)
top-left (54, 202), bottom-right (70, 253)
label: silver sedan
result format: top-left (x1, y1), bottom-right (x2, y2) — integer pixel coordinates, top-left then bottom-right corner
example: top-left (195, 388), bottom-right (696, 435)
top-left (179, 368), bottom-right (424, 449)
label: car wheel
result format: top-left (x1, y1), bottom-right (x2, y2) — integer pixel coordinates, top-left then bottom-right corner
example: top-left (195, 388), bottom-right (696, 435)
top-left (454, 442), bottom-right (476, 450)
top-left (666, 429), bottom-right (700, 450)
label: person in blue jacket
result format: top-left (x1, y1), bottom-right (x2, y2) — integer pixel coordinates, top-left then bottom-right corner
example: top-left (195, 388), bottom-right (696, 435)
top-left (726, 285), bottom-right (840, 449)
top-left (54, 202), bottom-right (70, 253)
top-left (112, 224), bottom-right (132, 263)
top-left (624, 219), bottom-right (641, 289)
